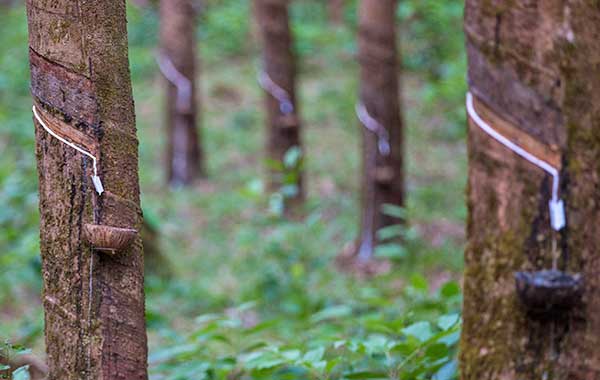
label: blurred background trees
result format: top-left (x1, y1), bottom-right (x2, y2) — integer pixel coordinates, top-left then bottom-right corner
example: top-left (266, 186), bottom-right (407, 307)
top-left (255, 0), bottom-right (305, 216)
top-left (159, 0), bottom-right (204, 186)
top-left (337, 0), bottom-right (404, 274)
top-left (0, 0), bottom-right (466, 379)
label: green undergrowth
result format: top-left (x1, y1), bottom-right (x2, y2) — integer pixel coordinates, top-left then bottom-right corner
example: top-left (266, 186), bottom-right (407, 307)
top-left (0, 1), bottom-right (466, 379)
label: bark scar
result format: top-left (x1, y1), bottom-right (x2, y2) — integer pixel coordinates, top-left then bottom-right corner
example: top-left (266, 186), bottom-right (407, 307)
top-left (471, 95), bottom-right (562, 169)
top-left (33, 102), bottom-right (99, 157)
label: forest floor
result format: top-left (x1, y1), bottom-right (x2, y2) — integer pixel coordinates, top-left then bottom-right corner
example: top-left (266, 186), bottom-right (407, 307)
top-left (0, 2), bottom-right (467, 379)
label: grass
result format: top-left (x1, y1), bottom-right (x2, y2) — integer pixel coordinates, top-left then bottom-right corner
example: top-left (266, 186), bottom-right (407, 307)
top-left (0, 0), bottom-right (467, 378)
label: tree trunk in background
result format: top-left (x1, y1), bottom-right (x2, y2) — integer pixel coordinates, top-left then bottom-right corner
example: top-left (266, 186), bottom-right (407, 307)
top-left (255, 0), bottom-right (304, 214)
top-left (340, 0), bottom-right (403, 269)
top-left (328, 0), bottom-right (344, 25)
top-left (159, 0), bottom-right (203, 186)
top-left (462, 2), bottom-right (600, 379)
top-left (26, 1), bottom-right (148, 379)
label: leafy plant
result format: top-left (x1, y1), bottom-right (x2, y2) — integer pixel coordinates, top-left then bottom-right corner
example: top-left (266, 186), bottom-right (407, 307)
top-left (0, 341), bottom-right (32, 380)
top-left (398, 0), bottom-right (467, 141)
top-left (151, 280), bottom-right (461, 380)
top-left (0, 6), bottom-right (41, 307)
top-left (266, 146), bottom-right (304, 217)
top-left (199, 0), bottom-right (253, 62)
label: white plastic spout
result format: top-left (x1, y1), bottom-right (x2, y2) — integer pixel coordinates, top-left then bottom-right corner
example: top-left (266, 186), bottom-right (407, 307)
top-left (549, 199), bottom-right (566, 231)
top-left (92, 175), bottom-right (104, 195)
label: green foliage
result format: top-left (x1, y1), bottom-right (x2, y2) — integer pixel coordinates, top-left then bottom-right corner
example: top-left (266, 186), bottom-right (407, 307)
top-left (150, 279), bottom-right (461, 380)
top-left (127, 3), bottom-right (160, 83)
top-left (0, 6), bottom-right (41, 307)
top-left (199, 0), bottom-right (253, 62)
top-left (11, 366), bottom-right (30, 380)
top-left (290, 1), bottom-right (356, 62)
top-left (266, 146), bottom-right (304, 216)
top-left (0, 341), bottom-right (32, 380)
top-left (398, 0), bottom-right (467, 141)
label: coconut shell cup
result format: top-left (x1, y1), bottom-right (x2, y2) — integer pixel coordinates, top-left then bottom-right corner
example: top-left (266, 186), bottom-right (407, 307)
top-left (515, 270), bottom-right (583, 316)
top-left (84, 223), bottom-right (138, 255)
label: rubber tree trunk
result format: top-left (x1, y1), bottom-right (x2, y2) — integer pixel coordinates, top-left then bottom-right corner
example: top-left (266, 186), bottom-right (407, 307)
top-left (26, 1), bottom-right (148, 379)
top-left (159, 0), bottom-right (203, 186)
top-left (254, 0), bottom-right (304, 214)
top-left (461, 2), bottom-right (600, 379)
top-left (352, 0), bottom-right (404, 263)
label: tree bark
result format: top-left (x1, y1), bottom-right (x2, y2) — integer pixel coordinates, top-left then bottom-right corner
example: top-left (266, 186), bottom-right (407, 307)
top-left (461, 2), bottom-right (600, 379)
top-left (345, 0), bottom-right (404, 265)
top-left (26, 1), bottom-right (148, 379)
top-left (254, 0), bottom-right (304, 214)
top-left (159, 0), bottom-right (204, 186)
